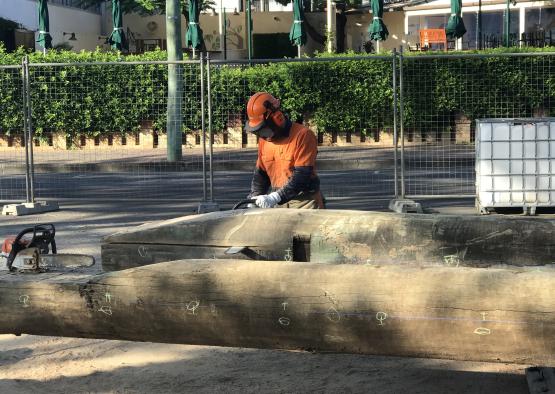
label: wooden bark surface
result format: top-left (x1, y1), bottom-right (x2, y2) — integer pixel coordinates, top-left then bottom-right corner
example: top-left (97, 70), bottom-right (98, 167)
top-left (102, 209), bottom-right (555, 270)
top-left (1, 260), bottom-right (554, 365)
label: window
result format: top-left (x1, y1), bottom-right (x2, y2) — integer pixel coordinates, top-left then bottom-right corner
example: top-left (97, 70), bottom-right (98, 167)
top-left (407, 14), bottom-right (450, 37)
top-left (407, 14), bottom-right (450, 49)
top-left (523, 8), bottom-right (555, 46)
top-left (460, 10), bottom-right (519, 49)
top-left (525, 8), bottom-right (555, 33)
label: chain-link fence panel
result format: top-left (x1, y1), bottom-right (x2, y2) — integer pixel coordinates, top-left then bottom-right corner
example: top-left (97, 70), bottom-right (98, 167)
top-left (0, 65), bottom-right (27, 202)
top-left (25, 60), bottom-right (205, 201)
top-left (400, 52), bottom-right (555, 197)
top-left (210, 56), bottom-right (398, 201)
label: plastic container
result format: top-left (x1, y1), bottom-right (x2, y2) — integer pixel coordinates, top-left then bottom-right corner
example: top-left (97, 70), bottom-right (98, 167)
top-left (475, 118), bottom-right (555, 214)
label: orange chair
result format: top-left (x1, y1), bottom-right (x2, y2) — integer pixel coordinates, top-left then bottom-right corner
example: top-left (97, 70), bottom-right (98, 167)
top-left (419, 29), bottom-right (448, 51)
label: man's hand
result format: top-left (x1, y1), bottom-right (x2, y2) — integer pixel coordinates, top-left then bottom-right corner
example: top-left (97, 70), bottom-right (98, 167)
top-left (255, 192), bottom-right (281, 208)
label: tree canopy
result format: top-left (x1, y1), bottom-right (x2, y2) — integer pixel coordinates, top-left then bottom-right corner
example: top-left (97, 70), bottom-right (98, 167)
top-left (78, 0), bottom-right (216, 17)
top-left (274, 0), bottom-right (363, 11)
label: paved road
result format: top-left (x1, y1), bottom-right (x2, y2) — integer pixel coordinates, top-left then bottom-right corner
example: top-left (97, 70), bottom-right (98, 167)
top-left (0, 144), bottom-right (474, 166)
top-left (1, 143), bottom-right (475, 202)
top-left (0, 168), bottom-right (475, 204)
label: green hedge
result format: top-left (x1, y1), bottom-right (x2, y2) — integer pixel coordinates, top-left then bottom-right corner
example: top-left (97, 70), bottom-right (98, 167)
top-left (400, 48), bottom-right (555, 138)
top-left (1, 45), bottom-right (554, 140)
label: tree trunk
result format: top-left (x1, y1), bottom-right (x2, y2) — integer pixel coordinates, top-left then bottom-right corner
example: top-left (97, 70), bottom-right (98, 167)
top-left (1, 259), bottom-right (554, 365)
top-left (102, 210), bottom-right (555, 271)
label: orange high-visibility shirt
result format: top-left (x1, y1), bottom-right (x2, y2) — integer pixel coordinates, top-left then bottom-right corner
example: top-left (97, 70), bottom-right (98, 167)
top-left (256, 122), bottom-right (318, 188)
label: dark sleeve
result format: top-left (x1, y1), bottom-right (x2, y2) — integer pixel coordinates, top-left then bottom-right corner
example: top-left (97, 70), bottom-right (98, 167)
top-left (276, 166), bottom-right (315, 203)
top-left (248, 167), bottom-right (271, 198)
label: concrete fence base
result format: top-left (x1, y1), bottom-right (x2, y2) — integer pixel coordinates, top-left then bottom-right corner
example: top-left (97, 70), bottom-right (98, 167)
top-left (0, 126), bottom-right (473, 152)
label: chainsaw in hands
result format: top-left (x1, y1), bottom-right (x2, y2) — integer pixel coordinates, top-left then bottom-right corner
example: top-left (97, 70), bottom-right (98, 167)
top-left (1, 224), bottom-right (95, 272)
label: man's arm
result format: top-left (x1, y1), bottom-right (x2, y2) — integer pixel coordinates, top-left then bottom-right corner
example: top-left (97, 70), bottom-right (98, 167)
top-left (248, 167), bottom-right (271, 198)
top-left (275, 166), bottom-right (315, 203)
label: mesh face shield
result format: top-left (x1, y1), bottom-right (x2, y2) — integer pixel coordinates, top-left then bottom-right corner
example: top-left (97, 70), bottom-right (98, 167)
top-left (244, 118), bottom-right (275, 139)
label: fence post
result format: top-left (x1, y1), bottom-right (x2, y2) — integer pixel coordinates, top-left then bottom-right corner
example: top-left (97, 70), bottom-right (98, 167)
top-left (207, 53), bottom-right (214, 202)
top-left (196, 53), bottom-right (219, 213)
top-left (200, 53), bottom-right (207, 202)
top-left (21, 55), bottom-right (37, 203)
top-left (398, 46), bottom-right (406, 199)
top-left (392, 49), bottom-right (399, 199)
top-left (25, 58), bottom-right (36, 203)
top-left (21, 57), bottom-right (31, 203)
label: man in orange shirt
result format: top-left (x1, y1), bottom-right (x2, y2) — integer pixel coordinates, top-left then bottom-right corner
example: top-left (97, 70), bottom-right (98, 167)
top-left (244, 92), bottom-right (325, 209)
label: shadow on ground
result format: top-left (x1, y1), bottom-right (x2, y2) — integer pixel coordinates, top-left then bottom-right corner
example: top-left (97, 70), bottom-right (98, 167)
top-left (0, 340), bottom-right (528, 394)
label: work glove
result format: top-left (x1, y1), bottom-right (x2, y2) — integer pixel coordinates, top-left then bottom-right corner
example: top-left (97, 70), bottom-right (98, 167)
top-left (254, 192), bottom-right (281, 208)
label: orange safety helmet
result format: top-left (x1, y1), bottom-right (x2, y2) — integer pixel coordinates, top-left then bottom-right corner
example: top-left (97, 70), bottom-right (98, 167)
top-left (245, 92), bottom-right (287, 135)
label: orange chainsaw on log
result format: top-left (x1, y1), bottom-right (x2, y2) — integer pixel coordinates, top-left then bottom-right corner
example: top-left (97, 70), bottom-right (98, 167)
top-left (1, 224), bottom-right (94, 272)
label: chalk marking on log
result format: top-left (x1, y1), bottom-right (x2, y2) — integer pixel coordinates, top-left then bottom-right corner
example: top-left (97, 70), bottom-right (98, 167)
top-left (186, 300), bottom-right (200, 315)
top-left (19, 295), bottom-right (30, 308)
top-left (389, 314), bottom-right (527, 325)
top-left (324, 291), bottom-right (338, 306)
top-left (105, 293), bottom-right (112, 304)
top-left (138, 245), bottom-right (148, 258)
top-left (466, 229), bottom-right (513, 245)
top-left (310, 310), bottom-right (529, 326)
top-left (326, 307), bottom-right (341, 322)
top-left (98, 306), bottom-right (112, 316)
top-left (443, 255), bottom-right (460, 266)
top-left (376, 311), bottom-right (388, 326)
top-left (210, 303), bottom-right (217, 315)
top-left (282, 302), bottom-right (288, 311)
top-left (324, 334), bottom-right (346, 342)
top-left (278, 317), bottom-right (291, 326)
top-left (481, 312), bottom-right (487, 321)
top-left (284, 249), bottom-right (293, 262)
top-left (474, 327), bottom-right (491, 335)
top-left (223, 216), bottom-right (249, 241)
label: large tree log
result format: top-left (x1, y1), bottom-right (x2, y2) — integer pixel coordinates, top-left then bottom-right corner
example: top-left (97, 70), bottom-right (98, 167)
top-left (102, 209), bottom-right (555, 271)
top-left (1, 259), bottom-right (554, 365)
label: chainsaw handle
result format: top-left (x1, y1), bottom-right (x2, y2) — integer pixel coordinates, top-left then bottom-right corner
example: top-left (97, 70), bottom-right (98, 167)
top-left (233, 199), bottom-right (256, 210)
top-left (7, 224), bottom-right (56, 271)
top-left (13, 224), bottom-right (55, 248)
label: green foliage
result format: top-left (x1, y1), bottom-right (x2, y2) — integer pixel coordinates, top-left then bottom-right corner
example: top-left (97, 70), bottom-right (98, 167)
top-left (401, 48), bottom-right (555, 134)
top-left (273, 0), bottom-right (362, 11)
top-left (78, 0), bottom-right (217, 19)
top-left (1, 46), bottom-right (555, 140)
top-left (0, 48), bottom-right (172, 137)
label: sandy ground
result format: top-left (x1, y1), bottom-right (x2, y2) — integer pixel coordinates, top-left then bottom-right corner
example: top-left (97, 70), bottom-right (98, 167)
top-left (0, 335), bottom-right (529, 394)
top-left (0, 201), bottom-right (530, 394)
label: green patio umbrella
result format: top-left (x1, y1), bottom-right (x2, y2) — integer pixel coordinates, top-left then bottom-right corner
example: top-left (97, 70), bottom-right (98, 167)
top-left (289, 0), bottom-right (307, 56)
top-left (37, 0), bottom-right (52, 50)
top-left (108, 0), bottom-right (128, 51)
top-left (445, 0), bottom-right (466, 39)
top-left (368, 0), bottom-right (388, 42)
top-left (186, 0), bottom-right (204, 53)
